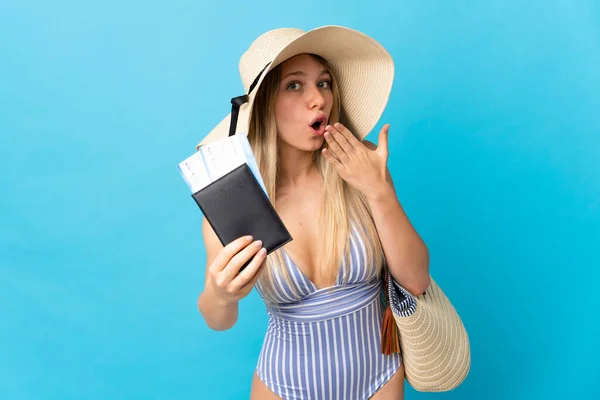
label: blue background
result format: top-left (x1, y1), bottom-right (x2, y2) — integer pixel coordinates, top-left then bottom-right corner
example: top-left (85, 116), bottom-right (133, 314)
top-left (1, 0), bottom-right (599, 399)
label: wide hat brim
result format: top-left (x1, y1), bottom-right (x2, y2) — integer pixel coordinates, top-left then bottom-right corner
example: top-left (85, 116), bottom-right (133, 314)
top-left (196, 25), bottom-right (394, 149)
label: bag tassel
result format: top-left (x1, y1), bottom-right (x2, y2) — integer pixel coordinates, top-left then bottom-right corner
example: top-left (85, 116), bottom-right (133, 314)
top-left (381, 271), bottom-right (401, 355)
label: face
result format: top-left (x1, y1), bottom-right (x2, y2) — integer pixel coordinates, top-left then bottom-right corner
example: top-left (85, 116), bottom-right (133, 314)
top-left (274, 54), bottom-right (334, 152)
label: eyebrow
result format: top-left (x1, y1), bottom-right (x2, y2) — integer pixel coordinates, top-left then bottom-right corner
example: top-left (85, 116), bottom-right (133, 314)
top-left (282, 69), bottom-right (331, 80)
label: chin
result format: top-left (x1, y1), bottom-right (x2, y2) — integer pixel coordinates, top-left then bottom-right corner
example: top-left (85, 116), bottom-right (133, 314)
top-left (306, 137), bottom-right (325, 151)
top-left (280, 135), bottom-right (324, 152)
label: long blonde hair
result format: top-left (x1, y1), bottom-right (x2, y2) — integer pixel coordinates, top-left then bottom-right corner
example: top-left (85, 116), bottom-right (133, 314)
top-left (248, 54), bottom-right (385, 304)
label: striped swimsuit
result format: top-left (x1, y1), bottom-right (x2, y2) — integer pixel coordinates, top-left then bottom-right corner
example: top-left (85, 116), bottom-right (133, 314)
top-left (255, 222), bottom-right (416, 400)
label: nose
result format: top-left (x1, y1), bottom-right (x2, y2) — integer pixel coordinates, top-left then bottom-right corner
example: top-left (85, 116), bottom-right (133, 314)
top-left (306, 84), bottom-right (325, 110)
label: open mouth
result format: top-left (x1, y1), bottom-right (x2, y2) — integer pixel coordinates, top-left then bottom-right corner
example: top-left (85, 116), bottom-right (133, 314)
top-left (310, 115), bottom-right (327, 135)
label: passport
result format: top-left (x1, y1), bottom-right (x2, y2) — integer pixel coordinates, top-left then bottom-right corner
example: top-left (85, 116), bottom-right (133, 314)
top-left (191, 163), bottom-right (292, 269)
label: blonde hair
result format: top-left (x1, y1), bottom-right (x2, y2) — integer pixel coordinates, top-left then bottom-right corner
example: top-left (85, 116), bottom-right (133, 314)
top-left (248, 54), bottom-right (385, 304)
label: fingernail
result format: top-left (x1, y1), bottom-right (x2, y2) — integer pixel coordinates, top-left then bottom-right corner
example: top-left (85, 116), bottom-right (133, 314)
top-left (260, 248), bottom-right (267, 256)
top-left (246, 235), bottom-right (253, 242)
top-left (254, 240), bottom-right (263, 247)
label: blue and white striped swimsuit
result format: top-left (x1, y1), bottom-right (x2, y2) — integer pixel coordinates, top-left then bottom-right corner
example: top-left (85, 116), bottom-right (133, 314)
top-left (255, 223), bottom-right (412, 400)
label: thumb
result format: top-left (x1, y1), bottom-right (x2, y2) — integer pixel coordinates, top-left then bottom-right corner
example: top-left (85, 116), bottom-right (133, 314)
top-left (377, 124), bottom-right (390, 160)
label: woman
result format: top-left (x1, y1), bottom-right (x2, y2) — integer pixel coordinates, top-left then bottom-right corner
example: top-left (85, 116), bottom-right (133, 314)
top-left (196, 26), bottom-right (430, 400)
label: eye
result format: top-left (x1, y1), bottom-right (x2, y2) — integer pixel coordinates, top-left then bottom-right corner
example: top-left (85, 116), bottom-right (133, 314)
top-left (286, 81), bottom-right (301, 91)
top-left (318, 80), bottom-right (331, 89)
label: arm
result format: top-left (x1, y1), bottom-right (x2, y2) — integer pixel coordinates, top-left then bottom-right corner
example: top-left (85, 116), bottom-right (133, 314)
top-left (197, 217), bottom-right (266, 331)
top-left (320, 123), bottom-right (430, 296)
top-left (367, 170), bottom-right (431, 297)
top-left (197, 218), bottom-right (238, 330)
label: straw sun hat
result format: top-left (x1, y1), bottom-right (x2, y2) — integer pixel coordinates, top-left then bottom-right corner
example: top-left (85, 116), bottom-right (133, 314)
top-left (196, 25), bottom-right (394, 149)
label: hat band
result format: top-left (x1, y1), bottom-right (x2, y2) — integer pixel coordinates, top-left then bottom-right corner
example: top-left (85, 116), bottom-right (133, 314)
top-left (228, 62), bottom-right (272, 137)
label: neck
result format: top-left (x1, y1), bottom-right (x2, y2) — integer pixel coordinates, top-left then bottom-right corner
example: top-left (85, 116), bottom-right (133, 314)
top-left (277, 142), bottom-right (319, 188)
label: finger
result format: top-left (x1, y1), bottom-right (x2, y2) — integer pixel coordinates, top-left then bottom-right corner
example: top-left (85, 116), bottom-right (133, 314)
top-left (324, 128), bottom-right (349, 162)
top-left (326, 125), bottom-right (354, 156)
top-left (377, 124), bottom-right (390, 161)
top-left (220, 239), bottom-right (264, 282)
top-left (230, 248), bottom-right (267, 292)
top-left (239, 263), bottom-right (266, 294)
top-left (333, 123), bottom-right (361, 150)
top-left (322, 148), bottom-right (343, 169)
top-left (209, 234), bottom-right (253, 274)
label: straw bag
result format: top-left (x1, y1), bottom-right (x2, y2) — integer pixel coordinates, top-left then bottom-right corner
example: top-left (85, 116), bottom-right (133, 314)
top-left (381, 270), bottom-right (471, 392)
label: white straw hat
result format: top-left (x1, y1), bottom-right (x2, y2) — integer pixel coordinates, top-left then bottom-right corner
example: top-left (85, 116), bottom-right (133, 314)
top-left (196, 25), bottom-right (395, 149)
